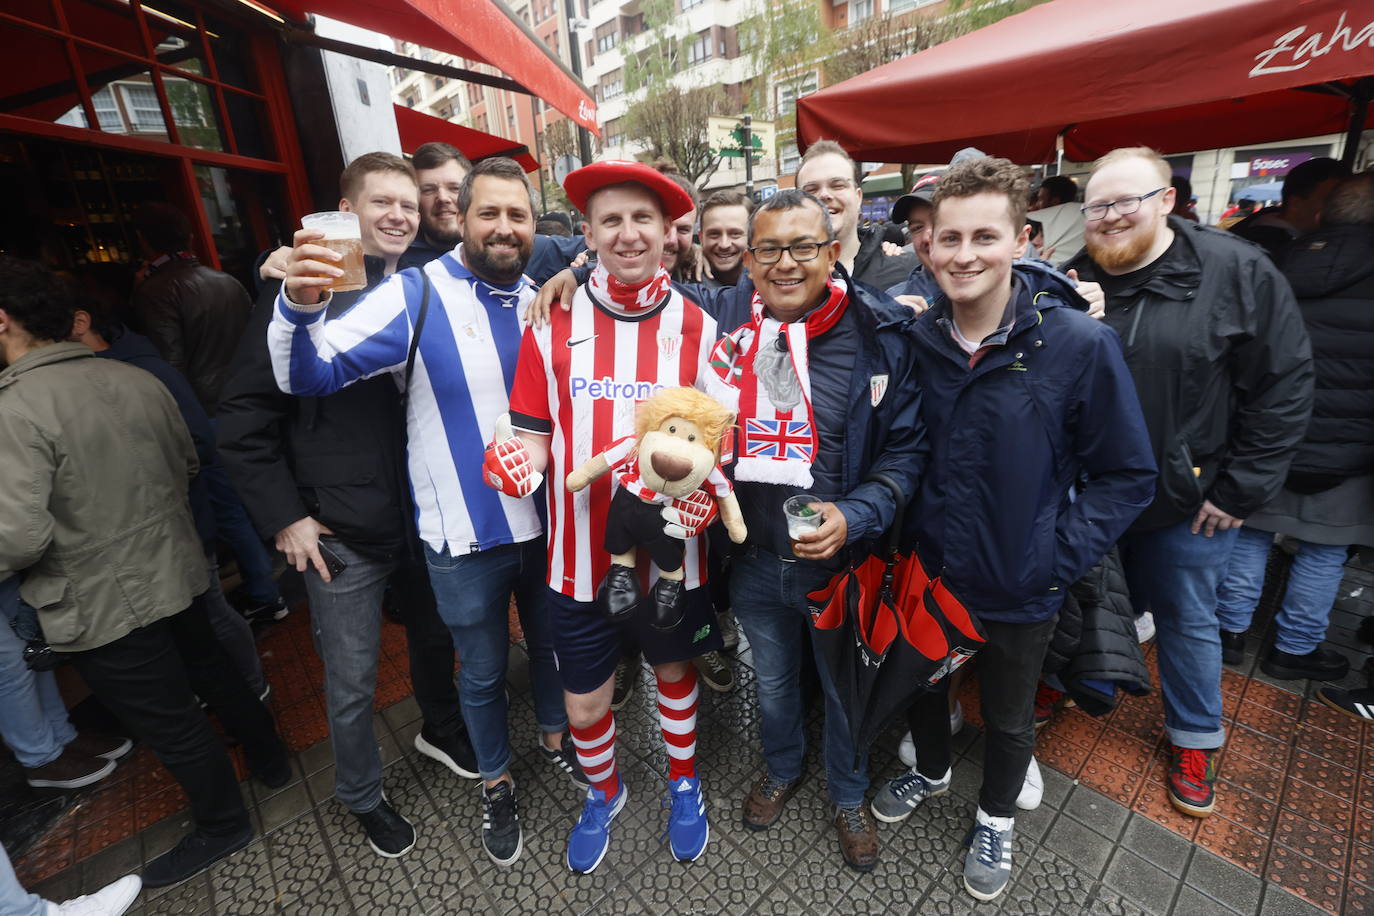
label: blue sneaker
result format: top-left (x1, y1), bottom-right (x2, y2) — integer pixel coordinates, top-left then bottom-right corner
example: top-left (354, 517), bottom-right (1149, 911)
top-left (665, 776), bottom-right (709, 862)
top-left (566, 783), bottom-right (627, 874)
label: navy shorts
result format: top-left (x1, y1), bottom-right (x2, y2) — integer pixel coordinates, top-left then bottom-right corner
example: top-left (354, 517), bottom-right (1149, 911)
top-left (547, 584), bottom-right (724, 695)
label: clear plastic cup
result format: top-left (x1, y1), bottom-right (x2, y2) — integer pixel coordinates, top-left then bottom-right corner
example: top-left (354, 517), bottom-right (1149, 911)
top-left (301, 210), bottom-right (365, 292)
top-left (783, 494), bottom-right (822, 554)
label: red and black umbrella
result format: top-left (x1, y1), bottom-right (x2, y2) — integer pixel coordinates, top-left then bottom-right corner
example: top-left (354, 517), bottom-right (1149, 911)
top-left (807, 475), bottom-right (987, 770)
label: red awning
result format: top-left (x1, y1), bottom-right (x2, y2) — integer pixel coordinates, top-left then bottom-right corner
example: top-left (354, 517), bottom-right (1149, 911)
top-left (797, 0), bottom-right (1374, 164)
top-left (270, 0), bottom-right (599, 133)
top-left (393, 104), bottom-right (539, 172)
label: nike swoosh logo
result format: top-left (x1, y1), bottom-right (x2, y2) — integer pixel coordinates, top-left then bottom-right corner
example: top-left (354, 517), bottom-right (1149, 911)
top-left (566, 335), bottom-right (598, 347)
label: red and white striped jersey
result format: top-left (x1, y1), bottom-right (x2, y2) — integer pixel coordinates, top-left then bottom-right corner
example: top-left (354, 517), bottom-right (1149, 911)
top-left (509, 286), bottom-right (718, 601)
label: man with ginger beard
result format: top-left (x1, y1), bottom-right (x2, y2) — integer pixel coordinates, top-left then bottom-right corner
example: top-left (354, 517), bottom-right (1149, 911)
top-left (1063, 147), bottom-right (1312, 822)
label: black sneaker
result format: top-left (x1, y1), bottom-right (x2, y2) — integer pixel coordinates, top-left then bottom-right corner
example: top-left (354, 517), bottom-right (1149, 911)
top-left (142, 824), bottom-right (253, 888)
top-left (1261, 646), bottom-right (1349, 681)
top-left (1220, 629), bottom-right (1246, 666)
top-left (353, 799), bottom-right (415, 858)
top-left (1317, 686), bottom-right (1374, 723)
top-left (414, 724), bottom-right (479, 779)
top-left (610, 653), bottom-right (640, 711)
top-left (540, 732), bottom-right (590, 787)
top-left (239, 597), bottom-right (289, 624)
top-left (481, 781), bottom-right (523, 865)
top-left (693, 650), bottom-right (734, 693)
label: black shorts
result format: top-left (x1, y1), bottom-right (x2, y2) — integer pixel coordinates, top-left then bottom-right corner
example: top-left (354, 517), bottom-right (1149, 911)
top-left (604, 486), bottom-right (685, 572)
top-left (547, 583), bottom-right (724, 695)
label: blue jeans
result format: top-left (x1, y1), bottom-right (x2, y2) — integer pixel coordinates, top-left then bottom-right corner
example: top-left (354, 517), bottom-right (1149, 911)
top-left (1217, 527), bottom-right (1347, 655)
top-left (425, 539), bottom-right (566, 781)
top-left (0, 577), bottom-right (77, 768)
top-left (1119, 521), bottom-right (1237, 749)
top-left (1, 844), bottom-right (46, 916)
top-left (202, 425), bottom-right (281, 607)
top-left (303, 539), bottom-right (396, 813)
top-left (730, 549), bottom-right (869, 809)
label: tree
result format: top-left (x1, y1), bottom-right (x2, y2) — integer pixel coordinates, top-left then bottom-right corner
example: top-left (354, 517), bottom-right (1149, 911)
top-left (825, 13), bottom-right (951, 86)
top-left (624, 85), bottom-right (730, 186)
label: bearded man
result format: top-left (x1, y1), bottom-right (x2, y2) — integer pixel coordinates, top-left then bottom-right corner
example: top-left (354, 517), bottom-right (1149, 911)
top-left (1063, 147), bottom-right (1312, 821)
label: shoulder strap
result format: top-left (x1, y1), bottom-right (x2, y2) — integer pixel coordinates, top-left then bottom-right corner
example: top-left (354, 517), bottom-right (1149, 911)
top-left (402, 270), bottom-right (432, 399)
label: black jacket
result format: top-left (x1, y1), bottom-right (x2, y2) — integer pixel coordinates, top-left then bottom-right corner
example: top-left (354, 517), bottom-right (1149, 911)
top-left (131, 256), bottom-right (252, 413)
top-left (1279, 224), bottom-right (1374, 491)
top-left (854, 225), bottom-right (919, 291)
top-left (1064, 217), bottom-right (1314, 531)
top-left (215, 258), bottom-right (411, 557)
top-left (1042, 549), bottom-right (1151, 716)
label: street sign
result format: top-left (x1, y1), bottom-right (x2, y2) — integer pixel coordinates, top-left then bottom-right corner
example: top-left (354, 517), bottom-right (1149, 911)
top-left (708, 116), bottom-right (775, 159)
top-left (553, 154), bottom-right (580, 185)
top-left (755, 184), bottom-right (778, 202)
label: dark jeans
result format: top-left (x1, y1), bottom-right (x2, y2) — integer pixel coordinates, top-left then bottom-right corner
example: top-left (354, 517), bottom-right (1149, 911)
top-left (388, 559), bottom-right (465, 739)
top-left (69, 600), bottom-right (283, 836)
top-left (908, 615), bottom-right (1057, 818)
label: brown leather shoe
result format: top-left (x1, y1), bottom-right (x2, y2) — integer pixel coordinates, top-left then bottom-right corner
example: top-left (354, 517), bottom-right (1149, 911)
top-left (834, 805), bottom-right (879, 872)
top-left (743, 774), bottom-right (802, 830)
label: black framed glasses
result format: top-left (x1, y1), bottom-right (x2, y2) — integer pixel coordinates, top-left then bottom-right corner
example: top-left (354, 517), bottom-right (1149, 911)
top-left (748, 241), bottom-right (826, 264)
top-left (1081, 187), bottom-right (1167, 221)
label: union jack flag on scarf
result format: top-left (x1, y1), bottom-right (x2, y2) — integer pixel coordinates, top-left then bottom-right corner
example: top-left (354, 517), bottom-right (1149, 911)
top-left (744, 418), bottom-right (815, 461)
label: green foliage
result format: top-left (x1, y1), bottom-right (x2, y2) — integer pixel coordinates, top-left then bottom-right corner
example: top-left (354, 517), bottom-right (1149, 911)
top-left (945, 0), bottom-right (1053, 31)
top-left (624, 85), bottom-right (730, 185)
top-left (738, 0), bottom-right (832, 118)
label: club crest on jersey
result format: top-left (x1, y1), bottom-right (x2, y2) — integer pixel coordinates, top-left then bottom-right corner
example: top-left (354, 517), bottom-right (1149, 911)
top-left (657, 332), bottom-right (681, 360)
top-left (870, 374), bottom-right (889, 407)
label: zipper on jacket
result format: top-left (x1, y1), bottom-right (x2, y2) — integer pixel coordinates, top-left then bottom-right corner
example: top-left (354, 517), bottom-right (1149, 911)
top-left (1125, 296), bottom-right (1146, 348)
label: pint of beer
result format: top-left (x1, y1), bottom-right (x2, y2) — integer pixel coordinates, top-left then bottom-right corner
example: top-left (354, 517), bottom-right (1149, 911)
top-left (783, 494), bottom-right (822, 556)
top-left (301, 211), bottom-right (366, 292)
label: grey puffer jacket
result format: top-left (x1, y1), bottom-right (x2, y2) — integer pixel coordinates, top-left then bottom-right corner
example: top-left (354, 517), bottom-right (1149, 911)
top-left (1042, 548), bottom-right (1151, 716)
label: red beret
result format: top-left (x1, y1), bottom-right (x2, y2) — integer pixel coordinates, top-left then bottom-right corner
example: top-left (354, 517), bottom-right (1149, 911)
top-left (562, 160), bottom-right (695, 221)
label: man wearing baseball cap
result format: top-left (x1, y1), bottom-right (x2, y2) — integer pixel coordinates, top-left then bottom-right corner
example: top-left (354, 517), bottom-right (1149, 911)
top-left (483, 160), bottom-right (726, 873)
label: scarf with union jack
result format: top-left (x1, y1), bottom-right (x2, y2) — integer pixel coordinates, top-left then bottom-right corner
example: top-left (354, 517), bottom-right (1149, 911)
top-left (587, 261), bottom-right (673, 316)
top-left (707, 277), bottom-right (848, 486)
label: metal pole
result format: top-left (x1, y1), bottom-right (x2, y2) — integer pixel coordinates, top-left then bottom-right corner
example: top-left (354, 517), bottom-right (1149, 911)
top-left (563, 0), bottom-right (594, 165)
top-left (742, 114), bottom-right (754, 200)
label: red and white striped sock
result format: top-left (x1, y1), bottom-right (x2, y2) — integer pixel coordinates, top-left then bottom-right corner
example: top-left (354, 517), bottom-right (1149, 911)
top-left (569, 709), bottom-right (620, 798)
top-left (657, 668), bottom-right (699, 781)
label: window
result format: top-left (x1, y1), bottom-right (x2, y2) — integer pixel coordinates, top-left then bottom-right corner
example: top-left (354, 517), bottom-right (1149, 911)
top-left (777, 73), bottom-right (818, 115)
top-left (595, 22), bottom-right (618, 52)
top-left (91, 86), bottom-right (123, 133)
top-left (780, 143), bottom-right (800, 174)
top-left (432, 75), bottom-right (447, 91)
top-left (476, 113), bottom-right (489, 133)
top-left (437, 104), bottom-right (453, 120)
top-left (601, 70), bottom-right (623, 99)
top-left (850, 0), bottom-right (872, 22)
top-left (687, 32), bottom-right (710, 65)
top-left (467, 83), bottom-right (482, 105)
top-left (507, 105), bottom-right (516, 131)
top-left (122, 85), bottom-right (164, 132)
top-left (405, 95), bottom-right (417, 108)
top-left (682, 0), bottom-right (705, 10)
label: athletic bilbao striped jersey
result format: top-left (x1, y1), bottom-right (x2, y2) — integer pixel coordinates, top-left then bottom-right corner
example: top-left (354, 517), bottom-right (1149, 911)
top-left (508, 286), bottom-right (718, 601)
top-left (267, 248), bottom-right (543, 557)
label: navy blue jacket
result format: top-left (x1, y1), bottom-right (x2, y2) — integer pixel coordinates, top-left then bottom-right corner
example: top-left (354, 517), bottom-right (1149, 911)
top-left (683, 271), bottom-right (927, 548)
top-left (909, 262), bottom-right (1157, 623)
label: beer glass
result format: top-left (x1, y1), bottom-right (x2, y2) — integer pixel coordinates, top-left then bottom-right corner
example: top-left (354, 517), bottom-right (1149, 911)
top-left (783, 495), bottom-right (822, 556)
top-left (301, 211), bottom-right (366, 292)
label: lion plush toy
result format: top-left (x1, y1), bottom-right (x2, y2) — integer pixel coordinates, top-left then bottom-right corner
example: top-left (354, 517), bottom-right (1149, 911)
top-left (566, 387), bottom-right (747, 630)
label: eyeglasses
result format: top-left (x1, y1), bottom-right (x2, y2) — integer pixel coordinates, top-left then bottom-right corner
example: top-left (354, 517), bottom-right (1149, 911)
top-left (1081, 188), bottom-right (1166, 221)
top-left (799, 178), bottom-right (855, 196)
top-left (748, 241), bottom-right (826, 264)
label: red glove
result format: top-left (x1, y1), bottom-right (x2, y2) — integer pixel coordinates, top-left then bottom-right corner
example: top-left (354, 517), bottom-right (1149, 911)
top-left (660, 488), bottom-right (718, 539)
top-left (483, 413), bottom-right (543, 497)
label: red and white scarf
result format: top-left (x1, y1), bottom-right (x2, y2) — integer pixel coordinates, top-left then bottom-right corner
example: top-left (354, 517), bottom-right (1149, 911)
top-left (587, 261), bottom-right (673, 316)
top-left (707, 277), bottom-right (849, 486)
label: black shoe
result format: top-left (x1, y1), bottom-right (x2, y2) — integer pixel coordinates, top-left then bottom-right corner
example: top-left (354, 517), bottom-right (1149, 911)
top-left (649, 577), bottom-right (685, 631)
top-left (481, 781), bottom-right (523, 865)
top-left (1220, 630), bottom-right (1246, 666)
top-left (598, 564), bottom-right (642, 623)
top-left (239, 597), bottom-right (289, 624)
top-left (414, 724), bottom-right (480, 780)
top-left (255, 753), bottom-right (293, 790)
top-left (142, 824), bottom-right (253, 888)
top-left (540, 732), bottom-right (590, 787)
top-left (610, 653), bottom-right (640, 711)
top-left (1317, 686), bottom-right (1374, 723)
top-left (1358, 615), bottom-right (1374, 646)
top-left (353, 799), bottom-right (415, 858)
top-left (1261, 646), bottom-right (1350, 682)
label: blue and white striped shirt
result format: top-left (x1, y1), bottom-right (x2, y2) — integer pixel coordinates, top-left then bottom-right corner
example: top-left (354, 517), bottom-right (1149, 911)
top-left (268, 246), bottom-right (542, 556)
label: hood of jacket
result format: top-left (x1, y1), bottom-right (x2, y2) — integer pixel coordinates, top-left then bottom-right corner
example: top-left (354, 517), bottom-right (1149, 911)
top-left (0, 341), bottom-right (92, 391)
top-left (1283, 225), bottom-right (1374, 299)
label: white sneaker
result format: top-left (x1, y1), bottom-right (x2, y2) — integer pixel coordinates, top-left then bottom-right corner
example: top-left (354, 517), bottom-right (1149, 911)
top-left (1015, 756), bottom-right (1043, 811)
top-left (47, 874), bottom-right (141, 915)
top-left (898, 701), bottom-right (964, 768)
top-left (1134, 611), bottom-right (1156, 644)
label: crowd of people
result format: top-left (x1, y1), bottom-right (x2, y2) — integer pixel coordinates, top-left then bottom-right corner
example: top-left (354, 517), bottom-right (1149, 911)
top-left (0, 131), bottom-right (1370, 915)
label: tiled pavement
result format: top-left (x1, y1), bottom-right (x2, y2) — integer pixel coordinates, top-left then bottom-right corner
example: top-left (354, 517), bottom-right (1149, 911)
top-left (9, 547), bottom-right (1373, 915)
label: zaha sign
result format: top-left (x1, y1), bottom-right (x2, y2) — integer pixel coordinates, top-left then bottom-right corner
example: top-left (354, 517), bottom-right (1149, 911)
top-left (1250, 11), bottom-right (1374, 78)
